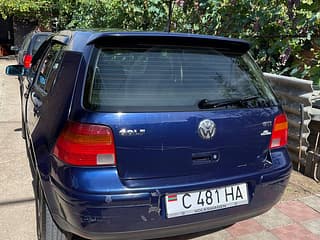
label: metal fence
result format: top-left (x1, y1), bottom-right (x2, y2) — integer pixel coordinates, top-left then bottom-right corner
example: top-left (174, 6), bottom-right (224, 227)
top-left (264, 73), bottom-right (316, 177)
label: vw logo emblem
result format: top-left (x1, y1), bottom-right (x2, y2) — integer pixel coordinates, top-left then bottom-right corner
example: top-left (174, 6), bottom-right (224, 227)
top-left (198, 119), bottom-right (216, 140)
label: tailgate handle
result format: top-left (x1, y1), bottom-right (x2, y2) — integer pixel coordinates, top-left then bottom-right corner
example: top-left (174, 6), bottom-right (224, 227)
top-left (192, 152), bottom-right (220, 164)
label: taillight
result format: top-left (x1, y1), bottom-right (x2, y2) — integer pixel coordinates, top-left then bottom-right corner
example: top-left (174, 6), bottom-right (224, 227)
top-left (269, 113), bottom-right (288, 149)
top-left (23, 54), bottom-right (32, 69)
top-left (53, 122), bottom-right (116, 166)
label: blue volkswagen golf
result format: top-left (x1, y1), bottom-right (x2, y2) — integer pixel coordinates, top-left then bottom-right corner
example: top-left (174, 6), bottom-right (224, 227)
top-left (6, 30), bottom-right (291, 240)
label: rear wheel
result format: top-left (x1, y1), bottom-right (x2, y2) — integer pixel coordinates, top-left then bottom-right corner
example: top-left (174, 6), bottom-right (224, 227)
top-left (21, 115), bottom-right (26, 139)
top-left (36, 179), bottom-right (71, 240)
top-left (18, 79), bottom-right (26, 139)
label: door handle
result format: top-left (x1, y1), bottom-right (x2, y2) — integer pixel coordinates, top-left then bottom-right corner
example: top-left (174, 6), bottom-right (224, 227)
top-left (192, 152), bottom-right (220, 165)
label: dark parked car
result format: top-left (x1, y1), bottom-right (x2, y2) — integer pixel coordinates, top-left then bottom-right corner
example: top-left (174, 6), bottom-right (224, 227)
top-left (6, 30), bottom-right (291, 240)
top-left (11, 31), bottom-right (51, 69)
top-left (10, 31), bottom-right (51, 139)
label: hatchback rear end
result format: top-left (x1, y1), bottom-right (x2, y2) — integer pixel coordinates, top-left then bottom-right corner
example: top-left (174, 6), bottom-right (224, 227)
top-left (48, 32), bottom-right (291, 239)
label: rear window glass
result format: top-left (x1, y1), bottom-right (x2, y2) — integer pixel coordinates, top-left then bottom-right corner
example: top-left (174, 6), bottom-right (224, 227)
top-left (32, 35), bottom-right (49, 55)
top-left (21, 35), bottom-right (31, 52)
top-left (84, 46), bottom-right (277, 112)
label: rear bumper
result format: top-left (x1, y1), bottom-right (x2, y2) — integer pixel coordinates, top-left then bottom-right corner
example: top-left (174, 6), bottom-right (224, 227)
top-left (44, 150), bottom-right (291, 240)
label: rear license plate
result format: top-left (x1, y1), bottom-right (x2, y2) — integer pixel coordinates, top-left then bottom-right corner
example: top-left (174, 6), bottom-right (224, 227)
top-left (165, 183), bottom-right (248, 218)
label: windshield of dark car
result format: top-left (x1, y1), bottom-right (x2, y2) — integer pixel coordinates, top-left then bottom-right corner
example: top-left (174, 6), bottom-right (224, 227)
top-left (84, 46), bottom-right (277, 112)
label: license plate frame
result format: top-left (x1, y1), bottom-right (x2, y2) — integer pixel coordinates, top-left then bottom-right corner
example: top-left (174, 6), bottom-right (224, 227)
top-left (165, 183), bottom-right (249, 218)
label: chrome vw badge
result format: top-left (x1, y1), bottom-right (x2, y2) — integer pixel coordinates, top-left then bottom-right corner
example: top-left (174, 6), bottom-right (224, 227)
top-left (198, 119), bottom-right (216, 140)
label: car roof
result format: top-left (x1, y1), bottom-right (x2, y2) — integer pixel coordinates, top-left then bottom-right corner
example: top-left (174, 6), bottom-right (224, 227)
top-left (32, 31), bottom-right (51, 35)
top-left (27, 31), bottom-right (51, 39)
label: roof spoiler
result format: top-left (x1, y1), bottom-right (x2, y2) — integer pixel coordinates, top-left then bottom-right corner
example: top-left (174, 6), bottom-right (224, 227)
top-left (86, 32), bottom-right (251, 54)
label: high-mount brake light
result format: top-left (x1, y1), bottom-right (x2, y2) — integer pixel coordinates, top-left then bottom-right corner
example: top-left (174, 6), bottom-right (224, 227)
top-left (23, 54), bottom-right (32, 69)
top-left (269, 113), bottom-right (288, 149)
top-left (53, 122), bottom-right (116, 166)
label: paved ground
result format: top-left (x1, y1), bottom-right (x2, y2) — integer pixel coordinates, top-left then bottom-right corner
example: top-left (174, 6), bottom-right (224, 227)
top-left (0, 58), bottom-right (319, 240)
top-left (0, 58), bottom-right (35, 240)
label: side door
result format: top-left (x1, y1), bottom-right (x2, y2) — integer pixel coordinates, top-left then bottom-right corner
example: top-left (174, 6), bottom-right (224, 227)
top-left (25, 42), bottom-right (64, 138)
top-left (22, 40), bottom-right (49, 138)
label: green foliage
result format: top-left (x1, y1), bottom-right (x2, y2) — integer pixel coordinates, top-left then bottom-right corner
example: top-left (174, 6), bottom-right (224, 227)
top-left (65, 0), bottom-right (169, 31)
top-left (0, 0), bottom-right (52, 24)
top-left (1, 0), bottom-right (320, 85)
top-left (170, 0), bottom-right (320, 84)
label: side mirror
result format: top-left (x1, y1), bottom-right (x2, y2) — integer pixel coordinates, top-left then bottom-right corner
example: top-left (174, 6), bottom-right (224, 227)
top-left (5, 65), bottom-right (25, 76)
top-left (10, 46), bottom-right (19, 52)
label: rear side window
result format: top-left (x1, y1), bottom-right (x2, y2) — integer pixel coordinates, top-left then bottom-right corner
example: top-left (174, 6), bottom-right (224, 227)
top-left (84, 46), bottom-right (277, 112)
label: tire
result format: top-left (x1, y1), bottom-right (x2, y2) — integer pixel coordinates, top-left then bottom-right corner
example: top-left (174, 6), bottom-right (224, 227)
top-left (21, 117), bottom-right (26, 139)
top-left (25, 138), bottom-right (36, 180)
top-left (36, 179), bottom-right (71, 240)
top-left (19, 81), bottom-right (26, 139)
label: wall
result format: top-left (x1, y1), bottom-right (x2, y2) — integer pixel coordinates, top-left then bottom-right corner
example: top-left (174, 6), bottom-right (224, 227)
top-left (264, 73), bottom-right (319, 180)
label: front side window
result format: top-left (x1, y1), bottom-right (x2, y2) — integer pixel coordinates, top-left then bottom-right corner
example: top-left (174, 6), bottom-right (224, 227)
top-left (84, 46), bottom-right (277, 112)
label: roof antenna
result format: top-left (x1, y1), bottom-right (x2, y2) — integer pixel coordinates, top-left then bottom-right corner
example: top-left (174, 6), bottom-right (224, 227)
top-left (166, 0), bottom-right (174, 32)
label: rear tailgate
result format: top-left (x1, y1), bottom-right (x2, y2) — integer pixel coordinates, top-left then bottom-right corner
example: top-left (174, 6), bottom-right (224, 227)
top-left (94, 108), bottom-right (278, 180)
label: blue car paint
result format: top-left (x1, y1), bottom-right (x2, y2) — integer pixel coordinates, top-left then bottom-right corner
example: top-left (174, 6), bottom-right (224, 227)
top-left (22, 31), bottom-right (291, 239)
top-left (67, 108), bottom-right (279, 180)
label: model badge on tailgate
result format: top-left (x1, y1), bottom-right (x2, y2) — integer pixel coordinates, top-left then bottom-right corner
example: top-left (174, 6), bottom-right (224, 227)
top-left (119, 128), bottom-right (146, 136)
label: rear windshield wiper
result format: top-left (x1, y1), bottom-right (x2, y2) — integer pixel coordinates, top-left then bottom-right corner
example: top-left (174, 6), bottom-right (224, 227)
top-left (198, 96), bottom-right (259, 109)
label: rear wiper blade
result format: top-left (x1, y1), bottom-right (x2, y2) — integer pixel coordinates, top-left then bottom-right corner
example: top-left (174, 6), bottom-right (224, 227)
top-left (198, 96), bottom-right (259, 109)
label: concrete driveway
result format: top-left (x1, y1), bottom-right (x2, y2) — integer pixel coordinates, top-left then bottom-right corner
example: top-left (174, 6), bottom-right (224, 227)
top-left (0, 58), bottom-right (35, 239)
top-left (0, 58), bottom-right (319, 240)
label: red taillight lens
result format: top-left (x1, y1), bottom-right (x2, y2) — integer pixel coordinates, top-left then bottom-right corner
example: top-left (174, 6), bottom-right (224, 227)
top-left (23, 54), bottom-right (32, 69)
top-left (53, 122), bottom-right (116, 166)
top-left (269, 113), bottom-right (288, 149)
